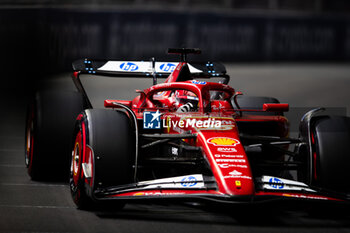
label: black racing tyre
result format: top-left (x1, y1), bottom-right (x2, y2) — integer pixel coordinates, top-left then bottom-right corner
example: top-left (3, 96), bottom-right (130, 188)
top-left (232, 96), bottom-right (281, 116)
top-left (70, 109), bottom-right (135, 209)
top-left (25, 91), bottom-right (84, 180)
top-left (70, 116), bottom-right (94, 209)
top-left (311, 115), bottom-right (350, 193)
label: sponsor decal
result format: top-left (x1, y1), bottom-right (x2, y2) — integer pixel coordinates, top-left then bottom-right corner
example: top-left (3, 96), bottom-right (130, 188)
top-left (180, 176), bottom-right (198, 187)
top-left (133, 191), bottom-right (186, 196)
top-left (120, 62), bottom-right (139, 71)
top-left (207, 137), bottom-right (240, 146)
top-left (282, 194), bottom-right (328, 200)
top-left (217, 147), bottom-right (237, 153)
top-left (137, 174), bottom-right (204, 189)
top-left (171, 147), bottom-right (178, 156)
top-left (269, 177), bottom-right (284, 189)
top-left (259, 176), bottom-right (316, 192)
top-left (218, 164), bottom-right (248, 169)
top-left (229, 170), bottom-right (242, 176)
top-left (159, 63), bottom-right (177, 72)
top-left (217, 120), bottom-right (235, 130)
top-left (191, 80), bottom-right (206, 85)
top-left (214, 154), bottom-right (244, 158)
top-left (224, 175), bottom-right (252, 180)
top-left (99, 61), bottom-right (203, 74)
top-left (212, 102), bottom-right (224, 111)
top-left (216, 159), bottom-right (246, 163)
top-left (224, 170), bottom-right (252, 180)
top-left (143, 110), bottom-right (162, 129)
top-left (134, 192), bottom-right (145, 196)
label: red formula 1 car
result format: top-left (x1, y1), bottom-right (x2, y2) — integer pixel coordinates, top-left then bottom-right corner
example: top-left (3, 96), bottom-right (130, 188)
top-left (25, 48), bottom-right (350, 209)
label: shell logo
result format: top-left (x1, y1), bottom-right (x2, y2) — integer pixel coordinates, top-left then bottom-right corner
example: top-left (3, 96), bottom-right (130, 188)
top-left (207, 137), bottom-right (240, 146)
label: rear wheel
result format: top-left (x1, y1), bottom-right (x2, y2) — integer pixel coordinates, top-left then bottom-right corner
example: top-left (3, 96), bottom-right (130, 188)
top-left (70, 109), bottom-right (135, 209)
top-left (311, 115), bottom-right (350, 193)
top-left (25, 91), bottom-right (84, 180)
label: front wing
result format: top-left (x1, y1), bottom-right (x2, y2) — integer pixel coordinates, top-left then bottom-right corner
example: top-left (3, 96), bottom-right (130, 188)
top-left (89, 174), bottom-right (344, 204)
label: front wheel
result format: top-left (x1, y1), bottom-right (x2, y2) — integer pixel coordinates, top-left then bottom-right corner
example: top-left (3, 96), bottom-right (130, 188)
top-left (70, 116), bottom-right (93, 209)
top-left (311, 115), bottom-right (350, 193)
top-left (70, 109), bottom-right (135, 209)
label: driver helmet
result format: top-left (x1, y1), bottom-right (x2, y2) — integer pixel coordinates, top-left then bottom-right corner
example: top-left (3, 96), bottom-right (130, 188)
top-left (174, 90), bottom-right (199, 112)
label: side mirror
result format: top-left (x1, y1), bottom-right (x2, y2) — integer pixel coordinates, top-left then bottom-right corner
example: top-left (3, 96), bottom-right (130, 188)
top-left (233, 91), bottom-right (244, 117)
top-left (104, 100), bottom-right (132, 108)
top-left (263, 103), bottom-right (289, 112)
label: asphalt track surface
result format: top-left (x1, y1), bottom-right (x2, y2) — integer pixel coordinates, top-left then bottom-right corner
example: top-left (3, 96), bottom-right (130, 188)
top-left (1, 63), bottom-right (350, 233)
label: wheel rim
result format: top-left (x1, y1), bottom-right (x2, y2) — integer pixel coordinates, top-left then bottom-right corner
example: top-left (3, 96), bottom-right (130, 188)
top-left (71, 131), bottom-right (82, 186)
top-left (25, 110), bottom-right (34, 168)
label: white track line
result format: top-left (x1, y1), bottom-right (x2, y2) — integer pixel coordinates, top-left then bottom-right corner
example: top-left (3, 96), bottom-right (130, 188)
top-left (0, 183), bottom-right (67, 187)
top-left (0, 204), bottom-right (74, 209)
top-left (0, 164), bottom-right (25, 167)
top-left (0, 149), bottom-right (23, 152)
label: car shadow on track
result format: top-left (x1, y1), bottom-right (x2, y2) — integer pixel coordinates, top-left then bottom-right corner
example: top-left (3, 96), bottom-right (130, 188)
top-left (91, 201), bottom-right (350, 228)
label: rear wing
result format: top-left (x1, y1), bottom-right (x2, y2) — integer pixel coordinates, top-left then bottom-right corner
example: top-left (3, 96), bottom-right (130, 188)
top-left (72, 59), bottom-right (229, 109)
top-left (72, 59), bottom-right (227, 78)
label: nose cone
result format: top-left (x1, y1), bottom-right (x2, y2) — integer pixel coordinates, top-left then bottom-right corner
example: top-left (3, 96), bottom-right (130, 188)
top-left (199, 133), bottom-right (255, 196)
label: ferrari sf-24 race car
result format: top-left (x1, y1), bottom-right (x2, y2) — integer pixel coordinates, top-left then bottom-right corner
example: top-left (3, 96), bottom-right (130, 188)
top-left (25, 48), bottom-right (350, 209)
